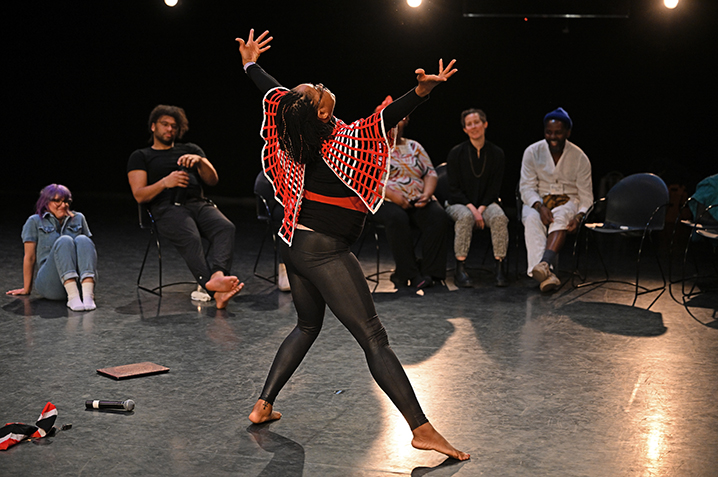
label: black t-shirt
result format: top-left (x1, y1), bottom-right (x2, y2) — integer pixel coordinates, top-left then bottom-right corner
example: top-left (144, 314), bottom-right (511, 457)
top-left (299, 160), bottom-right (367, 245)
top-left (127, 143), bottom-right (206, 205)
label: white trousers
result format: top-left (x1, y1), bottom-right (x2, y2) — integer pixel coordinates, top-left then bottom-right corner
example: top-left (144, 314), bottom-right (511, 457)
top-left (521, 201), bottom-right (578, 276)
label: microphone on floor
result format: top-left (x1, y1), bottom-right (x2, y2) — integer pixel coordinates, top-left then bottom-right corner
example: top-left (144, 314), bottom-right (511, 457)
top-left (85, 399), bottom-right (135, 411)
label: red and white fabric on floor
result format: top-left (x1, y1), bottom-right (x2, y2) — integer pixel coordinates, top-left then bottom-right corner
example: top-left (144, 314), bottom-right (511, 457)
top-left (0, 402), bottom-right (57, 451)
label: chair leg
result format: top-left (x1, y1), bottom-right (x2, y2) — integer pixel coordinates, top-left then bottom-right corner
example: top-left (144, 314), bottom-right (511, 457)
top-left (254, 222), bottom-right (278, 284)
top-left (137, 230), bottom-right (163, 297)
top-left (633, 231), bottom-right (666, 309)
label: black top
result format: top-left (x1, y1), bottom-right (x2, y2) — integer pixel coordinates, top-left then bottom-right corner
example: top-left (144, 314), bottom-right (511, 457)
top-left (127, 143), bottom-right (206, 206)
top-left (446, 140), bottom-right (505, 208)
top-left (247, 63), bottom-right (427, 245)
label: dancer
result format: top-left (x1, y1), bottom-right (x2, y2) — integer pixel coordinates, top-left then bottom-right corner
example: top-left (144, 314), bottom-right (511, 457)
top-left (6, 184), bottom-right (98, 311)
top-left (237, 29), bottom-right (469, 461)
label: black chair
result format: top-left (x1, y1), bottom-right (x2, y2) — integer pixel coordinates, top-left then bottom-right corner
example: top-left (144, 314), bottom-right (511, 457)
top-left (434, 163), bottom-right (450, 207)
top-left (136, 203), bottom-right (198, 296)
top-left (668, 197), bottom-right (718, 321)
top-left (253, 171), bottom-right (283, 284)
top-left (572, 173), bottom-right (670, 309)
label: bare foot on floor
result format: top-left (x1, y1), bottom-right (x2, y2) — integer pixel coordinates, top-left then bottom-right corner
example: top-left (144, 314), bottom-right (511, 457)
top-left (205, 274), bottom-right (240, 293)
top-left (215, 282), bottom-right (244, 309)
top-left (411, 423), bottom-right (470, 461)
top-left (249, 399), bottom-right (282, 424)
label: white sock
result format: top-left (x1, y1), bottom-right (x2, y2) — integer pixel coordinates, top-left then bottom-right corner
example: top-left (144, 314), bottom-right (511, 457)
top-left (81, 281), bottom-right (96, 311)
top-left (65, 281), bottom-right (84, 311)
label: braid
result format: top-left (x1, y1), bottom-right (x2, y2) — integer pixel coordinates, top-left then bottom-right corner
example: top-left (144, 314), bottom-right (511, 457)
top-left (277, 91), bottom-right (334, 164)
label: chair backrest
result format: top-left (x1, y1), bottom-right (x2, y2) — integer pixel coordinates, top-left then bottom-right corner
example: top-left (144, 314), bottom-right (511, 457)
top-left (254, 171), bottom-right (283, 223)
top-left (433, 163), bottom-right (449, 207)
top-left (605, 173), bottom-right (669, 230)
top-left (515, 182), bottom-right (523, 222)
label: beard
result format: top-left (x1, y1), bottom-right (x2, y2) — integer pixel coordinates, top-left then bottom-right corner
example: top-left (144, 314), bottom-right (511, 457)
top-left (155, 132), bottom-right (175, 147)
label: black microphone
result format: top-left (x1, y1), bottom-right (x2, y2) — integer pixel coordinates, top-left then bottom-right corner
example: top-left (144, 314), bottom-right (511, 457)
top-left (85, 399), bottom-right (135, 411)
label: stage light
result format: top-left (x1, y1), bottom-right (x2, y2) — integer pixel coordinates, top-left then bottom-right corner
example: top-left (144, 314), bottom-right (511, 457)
top-left (664, 0), bottom-right (679, 8)
top-left (407, 0), bottom-right (422, 8)
top-left (165, 0), bottom-right (178, 7)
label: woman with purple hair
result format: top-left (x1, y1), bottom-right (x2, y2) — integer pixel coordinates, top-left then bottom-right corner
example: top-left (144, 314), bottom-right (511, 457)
top-left (6, 184), bottom-right (97, 311)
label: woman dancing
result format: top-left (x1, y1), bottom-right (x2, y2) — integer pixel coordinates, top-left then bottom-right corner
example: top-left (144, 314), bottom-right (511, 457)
top-left (6, 184), bottom-right (98, 311)
top-left (237, 29), bottom-right (469, 461)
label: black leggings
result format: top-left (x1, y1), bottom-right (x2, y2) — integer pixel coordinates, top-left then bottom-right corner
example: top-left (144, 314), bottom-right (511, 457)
top-left (258, 229), bottom-right (428, 430)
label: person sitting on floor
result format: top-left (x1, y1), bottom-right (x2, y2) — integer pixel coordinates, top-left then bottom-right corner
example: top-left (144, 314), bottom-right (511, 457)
top-left (6, 184), bottom-right (98, 311)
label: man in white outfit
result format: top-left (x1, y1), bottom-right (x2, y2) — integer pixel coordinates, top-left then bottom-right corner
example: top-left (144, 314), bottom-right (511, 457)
top-left (519, 107), bottom-right (593, 292)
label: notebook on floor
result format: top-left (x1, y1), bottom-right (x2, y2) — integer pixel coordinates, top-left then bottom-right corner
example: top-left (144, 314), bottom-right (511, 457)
top-left (97, 362), bottom-right (170, 380)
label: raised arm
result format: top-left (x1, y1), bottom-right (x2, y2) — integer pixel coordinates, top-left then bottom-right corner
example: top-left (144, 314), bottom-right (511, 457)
top-left (382, 59), bottom-right (458, 128)
top-left (236, 29), bottom-right (282, 94)
top-left (236, 29), bottom-right (273, 66)
top-left (415, 59), bottom-right (458, 97)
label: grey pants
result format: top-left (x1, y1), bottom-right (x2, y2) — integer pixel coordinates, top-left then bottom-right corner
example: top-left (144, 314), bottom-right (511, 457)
top-left (445, 202), bottom-right (509, 259)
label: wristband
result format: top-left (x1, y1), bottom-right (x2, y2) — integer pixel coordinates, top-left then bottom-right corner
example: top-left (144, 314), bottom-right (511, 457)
top-left (243, 61), bottom-right (255, 73)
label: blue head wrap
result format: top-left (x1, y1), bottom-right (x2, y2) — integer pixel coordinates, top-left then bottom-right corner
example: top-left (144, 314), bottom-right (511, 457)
top-left (543, 107), bottom-right (572, 130)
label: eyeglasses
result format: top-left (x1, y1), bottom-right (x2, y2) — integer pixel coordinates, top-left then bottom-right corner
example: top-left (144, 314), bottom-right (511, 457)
top-left (158, 120), bottom-right (179, 130)
top-left (50, 198), bottom-right (72, 205)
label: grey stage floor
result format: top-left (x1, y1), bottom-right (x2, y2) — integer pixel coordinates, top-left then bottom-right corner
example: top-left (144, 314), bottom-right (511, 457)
top-left (1, 195), bottom-right (717, 476)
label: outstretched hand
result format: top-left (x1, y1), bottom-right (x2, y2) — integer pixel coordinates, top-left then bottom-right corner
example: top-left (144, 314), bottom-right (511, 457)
top-left (415, 59), bottom-right (457, 97)
top-left (236, 29), bottom-right (273, 66)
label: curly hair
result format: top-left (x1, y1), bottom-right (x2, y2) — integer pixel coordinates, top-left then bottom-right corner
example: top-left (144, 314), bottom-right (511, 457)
top-left (276, 91), bottom-right (334, 164)
top-left (36, 184), bottom-right (72, 216)
top-left (148, 104), bottom-right (190, 141)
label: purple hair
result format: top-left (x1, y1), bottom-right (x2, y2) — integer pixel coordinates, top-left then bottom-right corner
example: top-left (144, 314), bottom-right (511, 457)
top-left (36, 184), bottom-right (72, 216)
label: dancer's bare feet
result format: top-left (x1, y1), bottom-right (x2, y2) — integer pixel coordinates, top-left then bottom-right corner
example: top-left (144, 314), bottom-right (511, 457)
top-left (205, 273), bottom-right (240, 293)
top-left (249, 399), bottom-right (282, 424)
top-left (215, 282), bottom-right (244, 309)
top-left (411, 422), bottom-right (470, 461)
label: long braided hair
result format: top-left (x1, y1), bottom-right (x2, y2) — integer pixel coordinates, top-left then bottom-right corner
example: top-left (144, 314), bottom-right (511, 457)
top-left (276, 91), bottom-right (334, 164)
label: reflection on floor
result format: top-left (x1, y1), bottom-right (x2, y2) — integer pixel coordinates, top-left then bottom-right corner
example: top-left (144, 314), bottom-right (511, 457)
top-left (1, 197), bottom-right (716, 476)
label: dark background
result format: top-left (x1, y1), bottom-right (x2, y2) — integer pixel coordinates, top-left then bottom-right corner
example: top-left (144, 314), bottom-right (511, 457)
top-left (5, 0), bottom-right (716, 207)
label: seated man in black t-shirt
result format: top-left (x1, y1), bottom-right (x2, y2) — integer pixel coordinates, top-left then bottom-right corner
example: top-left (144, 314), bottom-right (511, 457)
top-left (127, 104), bottom-right (242, 308)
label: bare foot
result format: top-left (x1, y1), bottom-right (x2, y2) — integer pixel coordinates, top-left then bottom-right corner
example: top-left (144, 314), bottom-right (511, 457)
top-left (215, 282), bottom-right (244, 309)
top-left (205, 274), bottom-right (240, 293)
top-left (249, 399), bottom-right (282, 424)
top-left (411, 422), bottom-right (470, 461)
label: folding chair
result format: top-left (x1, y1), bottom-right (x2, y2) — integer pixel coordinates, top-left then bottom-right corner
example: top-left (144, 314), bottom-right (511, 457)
top-left (253, 171), bottom-right (283, 284)
top-left (572, 173), bottom-right (670, 309)
top-left (136, 203), bottom-right (198, 296)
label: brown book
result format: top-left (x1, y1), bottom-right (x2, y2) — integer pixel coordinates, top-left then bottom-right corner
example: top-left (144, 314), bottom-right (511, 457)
top-left (97, 362), bottom-right (169, 380)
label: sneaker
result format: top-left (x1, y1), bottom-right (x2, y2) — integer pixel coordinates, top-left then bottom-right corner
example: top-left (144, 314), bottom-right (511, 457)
top-left (539, 273), bottom-right (561, 292)
top-left (278, 263), bottom-right (291, 292)
top-left (531, 261), bottom-right (551, 284)
top-left (191, 285), bottom-right (212, 302)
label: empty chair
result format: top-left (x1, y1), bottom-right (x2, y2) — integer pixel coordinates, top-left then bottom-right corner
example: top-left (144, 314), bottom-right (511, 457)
top-left (573, 173), bottom-right (670, 309)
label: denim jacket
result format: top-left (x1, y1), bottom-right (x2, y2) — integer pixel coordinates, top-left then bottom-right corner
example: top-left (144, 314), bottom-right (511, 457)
top-left (21, 212), bottom-right (92, 267)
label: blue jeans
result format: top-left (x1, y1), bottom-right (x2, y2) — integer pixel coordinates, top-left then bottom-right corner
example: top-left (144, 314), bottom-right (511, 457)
top-left (35, 235), bottom-right (97, 300)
